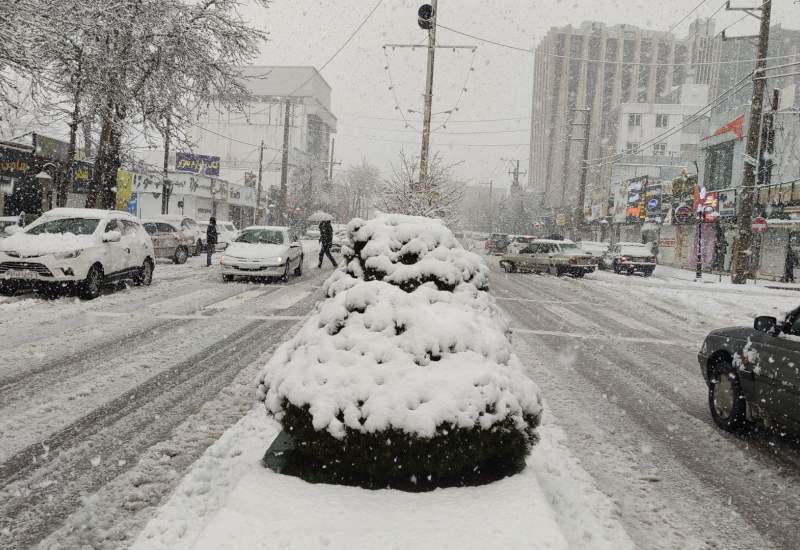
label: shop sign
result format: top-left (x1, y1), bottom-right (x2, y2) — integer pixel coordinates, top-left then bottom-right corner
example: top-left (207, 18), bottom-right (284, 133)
top-left (0, 147), bottom-right (33, 178)
top-left (175, 152), bottom-right (220, 176)
top-left (625, 176), bottom-right (648, 223)
top-left (658, 238), bottom-right (677, 248)
top-left (718, 190), bottom-right (736, 218)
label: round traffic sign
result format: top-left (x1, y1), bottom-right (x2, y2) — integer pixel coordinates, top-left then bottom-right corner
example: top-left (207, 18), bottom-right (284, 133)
top-left (752, 216), bottom-right (768, 234)
top-left (675, 205), bottom-right (693, 224)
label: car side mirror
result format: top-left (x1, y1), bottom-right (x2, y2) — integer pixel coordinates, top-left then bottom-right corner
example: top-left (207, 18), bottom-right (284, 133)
top-left (754, 315), bottom-right (778, 333)
top-left (103, 230), bottom-right (122, 243)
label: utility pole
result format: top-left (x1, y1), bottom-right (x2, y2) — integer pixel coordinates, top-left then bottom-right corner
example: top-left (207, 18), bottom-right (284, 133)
top-left (279, 98), bottom-right (292, 225)
top-left (161, 115), bottom-right (171, 215)
top-left (560, 111), bottom-right (574, 229)
top-left (418, 0), bottom-right (438, 192)
top-left (731, 0), bottom-right (772, 284)
top-left (572, 107), bottom-right (592, 233)
top-left (255, 139), bottom-right (264, 225)
top-left (329, 137), bottom-right (336, 181)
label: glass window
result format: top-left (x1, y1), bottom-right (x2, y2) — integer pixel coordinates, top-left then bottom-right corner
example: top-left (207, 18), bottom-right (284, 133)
top-left (143, 222), bottom-right (158, 234)
top-left (653, 143), bottom-right (667, 156)
top-left (157, 223), bottom-right (176, 233)
top-left (236, 229), bottom-right (285, 245)
top-left (628, 113), bottom-right (641, 127)
top-left (626, 142), bottom-right (640, 153)
top-left (105, 220), bottom-right (119, 233)
top-left (27, 218), bottom-right (100, 235)
top-left (655, 114), bottom-right (668, 128)
top-left (121, 220), bottom-right (140, 235)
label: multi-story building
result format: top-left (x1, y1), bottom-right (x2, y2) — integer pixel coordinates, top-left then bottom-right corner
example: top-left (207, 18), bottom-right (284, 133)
top-left (187, 66), bottom-right (337, 221)
top-left (529, 20), bottom-right (718, 223)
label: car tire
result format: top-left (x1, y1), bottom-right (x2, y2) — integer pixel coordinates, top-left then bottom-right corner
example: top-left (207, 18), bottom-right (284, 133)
top-left (79, 265), bottom-right (104, 300)
top-left (194, 239), bottom-right (203, 256)
top-left (708, 360), bottom-right (749, 433)
top-left (173, 246), bottom-right (189, 264)
top-left (574, 271), bottom-right (585, 279)
top-left (549, 265), bottom-right (560, 277)
top-left (134, 259), bottom-right (154, 286)
top-left (643, 269), bottom-right (653, 277)
top-left (0, 281), bottom-right (17, 296)
top-left (294, 255), bottom-right (303, 276)
top-left (222, 274), bottom-right (234, 282)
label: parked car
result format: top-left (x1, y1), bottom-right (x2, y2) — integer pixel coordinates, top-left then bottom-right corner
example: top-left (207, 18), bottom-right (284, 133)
top-left (698, 307), bottom-right (800, 433)
top-left (198, 219), bottom-right (238, 250)
top-left (601, 242), bottom-right (657, 276)
top-left (142, 219), bottom-right (194, 264)
top-left (0, 208), bottom-right (154, 299)
top-left (507, 235), bottom-right (537, 255)
top-left (577, 241), bottom-right (610, 264)
top-left (0, 215), bottom-right (24, 238)
top-left (220, 226), bottom-right (304, 282)
top-left (485, 233), bottom-right (510, 255)
top-left (500, 239), bottom-right (595, 277)
top-left (155, 215), bottom-right (204, 255)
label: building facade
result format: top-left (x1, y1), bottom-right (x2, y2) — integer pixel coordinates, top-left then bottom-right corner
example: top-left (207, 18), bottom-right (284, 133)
top-left (529, 20), bottom-right (718, 225)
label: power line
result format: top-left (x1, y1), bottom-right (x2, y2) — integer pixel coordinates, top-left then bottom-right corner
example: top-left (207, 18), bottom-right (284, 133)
top-left (667, 0), bottom-right (713, 34)
top-left (436, 22), bottom-right (531, 53)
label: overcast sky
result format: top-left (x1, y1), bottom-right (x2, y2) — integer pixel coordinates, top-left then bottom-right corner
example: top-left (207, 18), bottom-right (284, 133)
top-left (239, 0), bottom-right (792, 189)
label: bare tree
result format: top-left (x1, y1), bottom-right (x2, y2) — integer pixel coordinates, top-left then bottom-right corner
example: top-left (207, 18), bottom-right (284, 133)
top-left (380, 151), bottom-right (463, 226)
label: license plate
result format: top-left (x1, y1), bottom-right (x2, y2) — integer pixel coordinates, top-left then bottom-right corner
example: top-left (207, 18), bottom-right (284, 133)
top-left (5, 269), bottom-right (38, 280)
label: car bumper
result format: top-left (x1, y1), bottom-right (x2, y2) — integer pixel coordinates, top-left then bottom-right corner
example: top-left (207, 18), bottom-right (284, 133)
top-left (618, 262), bottom-right (655, 270)
top-left (0, 260), bottom-right (86, 283)
top-left (220, 262), bottom-right (285, 277)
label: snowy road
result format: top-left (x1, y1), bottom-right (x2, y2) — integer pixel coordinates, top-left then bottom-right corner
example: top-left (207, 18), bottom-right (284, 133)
top-left (0, 250), bottom-right (331, 550)
top-left (490, 258), bottom-right (800, 550)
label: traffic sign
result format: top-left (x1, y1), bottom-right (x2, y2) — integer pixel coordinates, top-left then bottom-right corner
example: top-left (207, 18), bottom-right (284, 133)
top-left (675, 205), bottom-right (693, 224)
top-left (752, 216), bottom-right (768, 234)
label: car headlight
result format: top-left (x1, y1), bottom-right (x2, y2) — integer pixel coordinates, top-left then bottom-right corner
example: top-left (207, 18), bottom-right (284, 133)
top-left (54, 249), bottom-right (83, 259)
top-left (267, 256), bottom-right (283, 266)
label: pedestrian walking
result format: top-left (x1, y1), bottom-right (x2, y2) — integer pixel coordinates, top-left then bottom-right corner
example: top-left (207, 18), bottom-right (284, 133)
top-left (206, 217), bottom-right (218, 267)
top-left (318, 219), bottom-right (338, 268)
top-left (784, 246), bottom-right (796, 283)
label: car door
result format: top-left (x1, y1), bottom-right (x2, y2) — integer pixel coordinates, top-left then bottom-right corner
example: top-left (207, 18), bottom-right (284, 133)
top-left (102, 219), bottom-right (127, 276)
top-left (158, 223), bottom-right (178, 256)
top-left (750, 313), bottom-right (800, 422)
top-left (518, 243), bottom-right (538, 271)
top-left (143, 223), bottom-right (162, 256)
top-left (123, 220), bottom-right (148, 267)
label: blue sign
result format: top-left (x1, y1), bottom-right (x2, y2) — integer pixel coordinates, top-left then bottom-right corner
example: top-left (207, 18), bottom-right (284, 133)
top-left (647, 198), bottom-right (659, 210)
top-left (127, 193), bottom-right (138, 215)
top-left (175, 152), bottom-right (220, 176)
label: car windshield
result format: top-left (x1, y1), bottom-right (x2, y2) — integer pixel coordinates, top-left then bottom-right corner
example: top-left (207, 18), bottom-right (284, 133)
top-left (26, 218), bottom-right (100, 235)
top-left (236, 229), bottom-right (284, 245)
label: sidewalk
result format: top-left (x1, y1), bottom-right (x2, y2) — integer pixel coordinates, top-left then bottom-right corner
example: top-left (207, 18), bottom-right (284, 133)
top-left (655, 264), bottom-right (800, 291)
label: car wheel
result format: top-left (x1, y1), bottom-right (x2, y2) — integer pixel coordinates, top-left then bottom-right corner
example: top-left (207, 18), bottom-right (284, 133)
top-left (194, 239), bottom-right (203, 256)
top-left (574, 271), bottom-right (585, 279)
top-left (294, 255), bottom-right (303, 276)
top-left (222, 274), bottom-right (234, 282)
top-left (549, 265), bottom-right (560, 277)
top-left (79, 265), bottom-right (104, 300)
top-left (134, 259), bottom-right (154, 286)
top-left (0, 281), bottom-right (17, 296)
top-left (173, 246), bottom-right (189, 264)
top-left (643, 269), bottom-right (653, 277)
top-left (708, 360), bottom-right (749, 433)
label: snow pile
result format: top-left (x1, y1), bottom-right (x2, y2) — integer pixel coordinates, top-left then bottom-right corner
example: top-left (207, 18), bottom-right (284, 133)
top-left (0, 232), bottom-right (98, 256)
top-left (256, 214), bottom-right (541, 486)
top-left (325, 214), bottom-right (489, 296)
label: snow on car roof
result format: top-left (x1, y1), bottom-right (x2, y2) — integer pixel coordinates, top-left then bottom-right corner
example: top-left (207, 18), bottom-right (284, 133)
top-left (533, 238), bottom-right (576, 245)
top-left (41, 208), bottom-right (135, 219)
top-left (141, 218), bottom-right (179, 226)
top-left (241, 225), bottom-right (289, 232)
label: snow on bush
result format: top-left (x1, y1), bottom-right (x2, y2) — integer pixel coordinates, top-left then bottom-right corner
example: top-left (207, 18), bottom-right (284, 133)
top-left (256, 214), bottom-right (542, 487)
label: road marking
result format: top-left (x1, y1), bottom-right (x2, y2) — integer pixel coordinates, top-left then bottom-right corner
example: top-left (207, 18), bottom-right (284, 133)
top-left (91, 311), bottom-right (305, 322)
top-left (512, 328), bottom-right (684, 347)
top-left (204, 290), bottom-right (269, 311)
top-left (264, 287), bottom-right (311, 310)
top-left (599, 308), bottom-right (660, 336)
top-left (542, 304), bottom-right (604, 332)
top-left (496, 297), bottom-right (585, 305)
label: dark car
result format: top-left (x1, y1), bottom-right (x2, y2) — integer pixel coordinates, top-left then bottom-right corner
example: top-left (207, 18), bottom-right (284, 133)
top-left (698, 307), bottom-right (800, 433)
top-left (485, 233), bottom-right (510, 255)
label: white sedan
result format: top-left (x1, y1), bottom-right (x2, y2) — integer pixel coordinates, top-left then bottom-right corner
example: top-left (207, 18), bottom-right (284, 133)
top-left (219, 226), bottom-right (303, 282)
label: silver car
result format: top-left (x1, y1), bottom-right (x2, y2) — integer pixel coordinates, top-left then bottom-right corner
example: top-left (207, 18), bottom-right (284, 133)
top-left (142, 220), bottom-right (194, 264)
top-left (500, 239), bottom-right (595, 278)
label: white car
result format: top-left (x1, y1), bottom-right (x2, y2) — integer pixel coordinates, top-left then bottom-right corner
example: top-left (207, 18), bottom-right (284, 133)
top-left (156, 215), bottom-right (203, 255)
top-left (0, 208), bottom-right (155, 299)
top-left (0, 215), bottom-right (23, 238)
top-left (198, 220), bottom-right (238, 250)
top-left (220, 226), bottom-right (304, 282)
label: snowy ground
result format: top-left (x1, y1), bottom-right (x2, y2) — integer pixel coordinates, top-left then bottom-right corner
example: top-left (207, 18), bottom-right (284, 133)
top-left (3, 241), bottom-right (800, 549)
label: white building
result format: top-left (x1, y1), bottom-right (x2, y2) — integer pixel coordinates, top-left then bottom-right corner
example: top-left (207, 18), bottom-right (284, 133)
top-left (187, 66), bottom-right (337, 220)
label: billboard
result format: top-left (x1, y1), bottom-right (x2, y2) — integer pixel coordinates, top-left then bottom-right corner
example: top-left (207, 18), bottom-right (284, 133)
top-left (625, 176), bottom-right (648, 223)
top-left (175, 152), bottom-right (220, 176)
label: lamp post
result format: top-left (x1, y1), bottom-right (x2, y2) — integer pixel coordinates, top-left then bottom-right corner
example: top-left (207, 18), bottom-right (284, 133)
top-left (35, 170), bottom-right (54, 212)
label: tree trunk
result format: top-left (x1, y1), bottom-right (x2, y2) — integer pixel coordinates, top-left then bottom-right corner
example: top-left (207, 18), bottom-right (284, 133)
top-left (86, 110), bottom-right (121, 210)
top-left (61, 98), bottom-right (80, 208)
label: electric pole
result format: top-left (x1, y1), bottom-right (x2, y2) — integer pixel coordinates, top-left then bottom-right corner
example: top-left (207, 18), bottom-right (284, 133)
top-left (731, 0), bottom-right (772, 284)
top-left (572, 107), bottom-right (591, 233)
top-left (255, 139), bottom-right (264, 224)
top-left (329, 137), bottom-right (336, 181)
top-left (279, 98), bottom-right (292, 225)
top-left (418, 0), bottom-right (438, 192)
top-left (161, 115), bottom-right (171, 215)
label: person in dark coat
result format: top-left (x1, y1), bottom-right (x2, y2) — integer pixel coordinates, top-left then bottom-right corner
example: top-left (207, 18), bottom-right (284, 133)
top-left (785, 246), bottom-right (796, 283)
top-left (206, 217), bottom-right (218, 267)
top-left (318, 220), bottom-right (337, 268)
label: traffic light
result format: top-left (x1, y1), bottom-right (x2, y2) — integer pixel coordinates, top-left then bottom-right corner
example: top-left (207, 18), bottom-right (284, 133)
top-left (417, 4), bottom-right (434, 30)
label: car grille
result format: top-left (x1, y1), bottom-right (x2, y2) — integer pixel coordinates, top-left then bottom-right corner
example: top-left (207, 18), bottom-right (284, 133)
top-left (0, 261), bottom-right (53, 277)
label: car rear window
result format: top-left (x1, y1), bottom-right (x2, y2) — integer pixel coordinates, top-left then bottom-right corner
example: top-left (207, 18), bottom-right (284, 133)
top-left (620, 246), bottom-right (651, 255)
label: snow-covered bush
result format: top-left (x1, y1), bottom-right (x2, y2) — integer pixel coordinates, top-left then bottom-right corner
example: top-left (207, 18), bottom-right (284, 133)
top-left (257, 214), bottom-right (542, 488)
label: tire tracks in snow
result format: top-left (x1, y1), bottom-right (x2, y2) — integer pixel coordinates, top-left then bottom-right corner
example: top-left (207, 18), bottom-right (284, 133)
top-left (0, 316), bottom-right (296, 550)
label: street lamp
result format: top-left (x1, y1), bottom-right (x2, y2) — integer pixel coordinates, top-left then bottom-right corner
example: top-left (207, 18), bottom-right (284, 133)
top-left (35, 170), bottom-right (53, 212)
